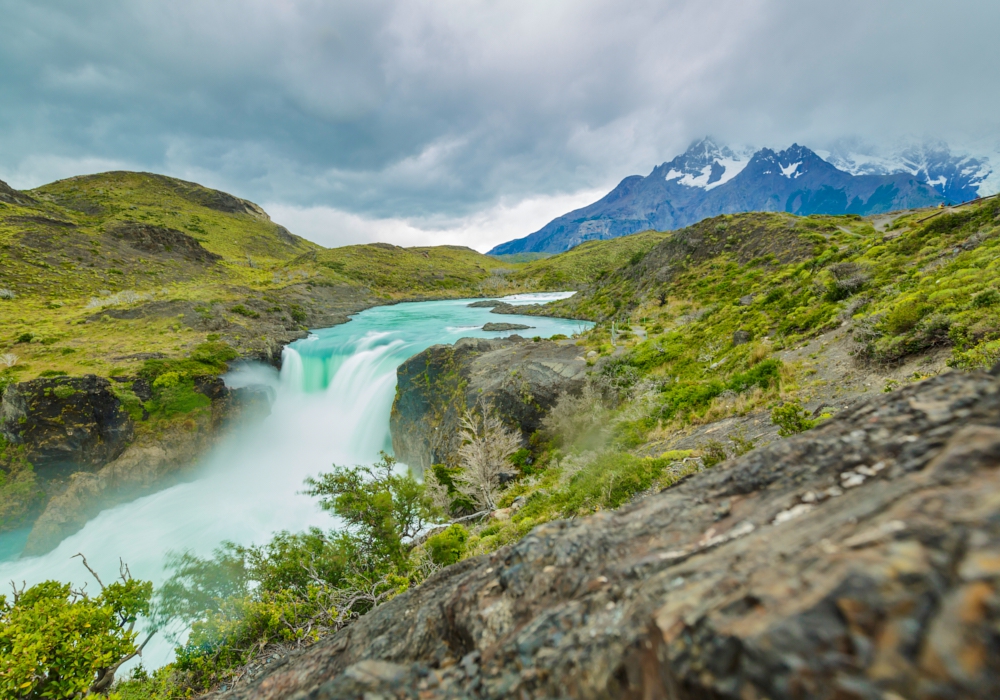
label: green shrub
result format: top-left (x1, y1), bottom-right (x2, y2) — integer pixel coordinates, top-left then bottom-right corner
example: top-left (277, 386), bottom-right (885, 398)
top-left (427, 463), bottom-right (478, 516)
top-left (110, 383), bottom-right (146, 421)
top-left (52, 385), bottom-right (77, 399)
top-left (426, 524), bottom-right (469, 567)
top-left (949, 338), bottom-right (1000, 370)
top-left (140, 341), bottom-right (237, 385)
top-left (189, 341), bottom-right (239, 367)
top-left (771, 401), bottom-right (817, 437)
top-left (700, 439), bottom-right (728, 467)
top-left (729, 428), bottom-right (756, 456)
top-left (38, 369), bottom-right (67, 377)
top-left (152, 370), bottom-right (182, 389)
top-left (288, 305), bottom-right (307, 323)
top-left (230, 304), bottom-right (259, 318)
top-left (540, 452), bottom-right (678, 516)
top-left (656, 380), bottom-right (725, 422)
top-left (727, 359), bottom-right (781, 393)
top-left (971, 289), bottom-right (1000, 308)
top-left (145, 377), bottom-right (210, 417)
top-left (884, 302), bottom-right (932, 335)
top-left (0, 563), bottom-right (153, 698)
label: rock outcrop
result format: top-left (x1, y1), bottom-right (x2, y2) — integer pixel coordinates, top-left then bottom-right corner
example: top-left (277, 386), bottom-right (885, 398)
top-left (390, 337), bottom-right (588, 472)
top-left (19, 382), bottom-right (272, 555)
top-left (110, 221), bottom-right (223, 263)
top-left (0, 376), bottom-right (134, 476)
top-left (225, 369), bottom-right (1000, 700)
top-left (481, 322), bottom-right (533, 332)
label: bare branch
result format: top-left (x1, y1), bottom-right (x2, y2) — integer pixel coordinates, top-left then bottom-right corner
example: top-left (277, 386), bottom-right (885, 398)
top-left (73, 553), bottom-right (105, 591)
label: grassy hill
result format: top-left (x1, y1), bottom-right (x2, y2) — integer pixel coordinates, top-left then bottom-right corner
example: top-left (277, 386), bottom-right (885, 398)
top-left (510, 229), bottom-right (670, 289)
top-left (0, 172), bottom-right (515, 381)
top-left (523, 198), bottom-right (1000, 449)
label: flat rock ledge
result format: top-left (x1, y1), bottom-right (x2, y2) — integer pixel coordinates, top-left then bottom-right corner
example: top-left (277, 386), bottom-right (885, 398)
top-left (481, 322), bottom-right (533, 332)
top-left (224, 369), bottom-right (1000, 700)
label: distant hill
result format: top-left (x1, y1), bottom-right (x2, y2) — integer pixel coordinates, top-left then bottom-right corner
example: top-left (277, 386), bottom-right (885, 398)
top-left (489, 139), bottom-right (993, 254)
top-left (0, 171), bottom-right (517, 379)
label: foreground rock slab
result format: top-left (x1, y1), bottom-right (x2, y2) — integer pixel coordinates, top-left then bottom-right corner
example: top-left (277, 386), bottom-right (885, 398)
top-left (225, 370), bottom-right (1000, 700)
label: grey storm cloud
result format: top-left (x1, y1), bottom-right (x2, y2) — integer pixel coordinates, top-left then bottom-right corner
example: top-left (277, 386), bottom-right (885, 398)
top-left (1, 0), bottom-right (998, 220)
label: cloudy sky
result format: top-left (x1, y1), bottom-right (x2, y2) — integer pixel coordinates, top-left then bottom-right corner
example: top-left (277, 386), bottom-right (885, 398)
top-left (1, 0), bottom-right (997, 251)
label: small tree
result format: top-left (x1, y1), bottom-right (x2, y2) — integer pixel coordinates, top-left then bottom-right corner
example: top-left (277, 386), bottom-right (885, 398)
top-left (0, 555), bottom-right (154, 698)
top-left (455, 400), bottom-right (520, 511)
top-left (771, 401), bottom-right (817, 437)
top-left (305, 452), bottom-right (439, 569)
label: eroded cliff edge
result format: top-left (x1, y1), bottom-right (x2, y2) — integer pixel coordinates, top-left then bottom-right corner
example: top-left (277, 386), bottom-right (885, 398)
top-left (223, 368), bottom-right (1000, 700)
top-left (0, 374), bottom-right (272, 554)
top-left (390, 336), bottom-right (589, 473)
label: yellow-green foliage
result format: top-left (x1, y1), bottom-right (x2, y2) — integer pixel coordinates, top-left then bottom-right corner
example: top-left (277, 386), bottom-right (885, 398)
top-left (771, 401), bottom-right (818, 437)
top-left (0, 573), bottom-right (153, 699)
top-left (311, 244), bottom-right (506, 296)
top-left (513, 229), bottom-right (670, 289)
top-left (426, 523), bottom-right (469, 566)
top-left (0, 172), bottom-right (536, 380)
top-left (526, 201), bottom-right (1000, 446)
top-left (0, 437), bottom-right (41, 531)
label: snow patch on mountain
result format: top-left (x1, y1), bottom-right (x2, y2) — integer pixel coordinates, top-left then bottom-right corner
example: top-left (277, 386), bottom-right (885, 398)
top-left (663, 139), bottom-right (755, 190)
top-left (780, 161), bottom-right (802, 178)
top-left (824, 140), bottom-right (996, 201)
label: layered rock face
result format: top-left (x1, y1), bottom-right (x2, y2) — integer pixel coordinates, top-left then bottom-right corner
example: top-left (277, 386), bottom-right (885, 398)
top-left (21, 381), bottom-right (273, 555)
top-left (226, 369), bottom-right (1000, 700)
top-left (0, 375), bottom-right (134, 475)
top-left (390, 337), bottom-right (588, 472)
top-left (0, 374), bottom-right (273, 554)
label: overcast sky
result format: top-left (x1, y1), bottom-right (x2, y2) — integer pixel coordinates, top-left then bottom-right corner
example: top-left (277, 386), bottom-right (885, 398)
top-left (1, 0), bottom-right (997, 251)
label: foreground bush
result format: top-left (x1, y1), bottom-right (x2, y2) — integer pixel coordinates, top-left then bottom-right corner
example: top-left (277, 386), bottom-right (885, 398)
top-left (0, 557), bottom-right (153, 698)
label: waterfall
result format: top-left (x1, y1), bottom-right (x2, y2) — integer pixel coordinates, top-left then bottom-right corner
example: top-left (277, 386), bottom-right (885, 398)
top-left (0, 294), bottom-right (590, 669)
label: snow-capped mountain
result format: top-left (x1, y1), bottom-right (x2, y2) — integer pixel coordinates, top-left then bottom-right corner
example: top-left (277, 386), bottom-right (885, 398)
top-left (490, 139), bottom-right (950, 255)
top-left (660, 139), bottom-right (757, 191)
top-left (824, 141), bottom-right (994, 204)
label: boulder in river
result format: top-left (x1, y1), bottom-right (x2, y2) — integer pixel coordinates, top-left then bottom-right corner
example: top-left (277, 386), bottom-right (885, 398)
top-left (482, 322), bottom-right (533, 332)
top-left (467, 300), bottom-right (503, 307)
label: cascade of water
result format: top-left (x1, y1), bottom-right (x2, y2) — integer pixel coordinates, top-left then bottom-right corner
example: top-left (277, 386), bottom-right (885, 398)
top-left (0, 294), bottom-right (590, 669)
top-left (280, 345), bottom-right (304, 389)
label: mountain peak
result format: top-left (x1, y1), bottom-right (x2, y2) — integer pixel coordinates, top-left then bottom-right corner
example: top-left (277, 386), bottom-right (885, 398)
top-left (487, 138), bottom-right (994, 255)
top-left (657, 137), bottom-right (756, 191)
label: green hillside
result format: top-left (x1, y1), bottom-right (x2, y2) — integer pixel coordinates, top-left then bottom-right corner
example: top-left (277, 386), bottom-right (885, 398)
top-left (513, 229), bottom-right (670, 289)
top-left (0, 172), bottom-right (512, 381)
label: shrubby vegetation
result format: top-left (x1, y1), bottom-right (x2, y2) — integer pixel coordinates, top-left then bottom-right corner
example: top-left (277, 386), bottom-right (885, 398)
top-left (0, 437), bottom-right (42, 531)
top-left (0, 557), bottom-right (153, 699)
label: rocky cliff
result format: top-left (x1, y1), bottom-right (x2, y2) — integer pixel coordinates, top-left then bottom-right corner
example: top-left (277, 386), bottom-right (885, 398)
top-left (390, 336), bottom-right (588, 472)
top-left (0, 375), bottom-right (135, 476)
top-left (223, 368), bottom-right (1000, 700)
top-left (0, 374), bottom-right (273, 554)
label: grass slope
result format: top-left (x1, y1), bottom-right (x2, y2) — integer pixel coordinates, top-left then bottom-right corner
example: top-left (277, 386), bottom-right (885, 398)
top-left (442, 199), bottom-right (1000, 558)
top-left (0, 172), bottom-right (513, 381)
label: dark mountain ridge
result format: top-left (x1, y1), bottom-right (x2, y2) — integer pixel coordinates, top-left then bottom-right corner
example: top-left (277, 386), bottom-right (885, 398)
top-left (490, 140), bottom-right (950, 254)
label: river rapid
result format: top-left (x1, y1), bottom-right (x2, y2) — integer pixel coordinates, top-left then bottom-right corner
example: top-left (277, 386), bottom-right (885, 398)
top-left (0, 293), bottom-right (590, 668)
